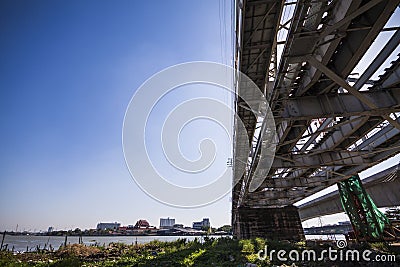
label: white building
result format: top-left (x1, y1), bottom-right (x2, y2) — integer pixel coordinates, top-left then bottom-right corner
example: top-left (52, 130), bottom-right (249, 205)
top-left (192, 218), bottom-right (210, 230)
top-left (160, 217), bottom-right (176, 229)
top-left (96, 222), bottom-right (120, 231)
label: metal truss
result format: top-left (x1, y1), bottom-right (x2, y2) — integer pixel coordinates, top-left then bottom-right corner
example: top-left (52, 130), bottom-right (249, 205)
top-left (233, 0), bottom-right (400, 210)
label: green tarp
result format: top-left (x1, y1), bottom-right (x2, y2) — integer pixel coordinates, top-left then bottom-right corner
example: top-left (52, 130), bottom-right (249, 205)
top-left (338, 175), bottom-right (389, 240)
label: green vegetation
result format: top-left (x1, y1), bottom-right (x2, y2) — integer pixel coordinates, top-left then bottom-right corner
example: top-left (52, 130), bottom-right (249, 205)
top-left (217, 225), bottom-right (232, 233)
top-left (0, 237), bottom-right (266, 266)
top-left (1, 237), bottom-right (399, 266)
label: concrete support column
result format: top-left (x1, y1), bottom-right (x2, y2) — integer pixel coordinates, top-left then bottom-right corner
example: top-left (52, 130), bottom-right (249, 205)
top-left (236, 205), bottom-right (304, 241)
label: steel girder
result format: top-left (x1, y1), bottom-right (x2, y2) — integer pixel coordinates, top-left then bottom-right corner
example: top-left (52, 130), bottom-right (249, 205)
top-left (251, 116), bottom-right (400, 204)
top-left (234, 0), bottom-right (400, 209)
top-left (272, 150), bottom-right (371, 168)
top-left (283, 57), bottom-right (400, 195)
top-left (268, 2), bottom-right (398, 184)
top-left (279, 89), bottom-right (400, 120)
top-left (233, 0), bottom-right (284, 209)
top-left (298, 164), bottom-right (400, 221)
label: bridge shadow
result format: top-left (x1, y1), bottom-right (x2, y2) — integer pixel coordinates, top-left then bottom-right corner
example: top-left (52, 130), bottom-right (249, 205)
top-left (139, 237), bottom-right (247, 266)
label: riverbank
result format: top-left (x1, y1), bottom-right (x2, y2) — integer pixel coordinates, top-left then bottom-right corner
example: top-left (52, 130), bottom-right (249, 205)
top-left (0, 233), bottom-right (347, 253)
top-left (1, 237), bottom-right (399, 266)
top-left (0, 234), bottom-right (225, 253)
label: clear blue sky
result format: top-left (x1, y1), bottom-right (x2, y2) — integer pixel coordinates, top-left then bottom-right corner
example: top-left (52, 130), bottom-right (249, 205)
top-left (0, 0), bottom-right (234, 231)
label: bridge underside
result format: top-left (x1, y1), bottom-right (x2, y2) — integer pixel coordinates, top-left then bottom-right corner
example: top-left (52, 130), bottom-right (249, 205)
top-left (233, 0), bottom-right (400, 240)
top-left (299, 164), bottom-right (400, 221)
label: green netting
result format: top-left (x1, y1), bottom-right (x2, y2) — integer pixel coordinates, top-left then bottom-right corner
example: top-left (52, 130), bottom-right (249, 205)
top-left (338, 175), bottom-right (389, 240)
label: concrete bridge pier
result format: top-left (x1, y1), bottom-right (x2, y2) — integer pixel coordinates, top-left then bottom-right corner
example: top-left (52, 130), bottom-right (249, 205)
top-left (234, 205), bottom-right (305, 241)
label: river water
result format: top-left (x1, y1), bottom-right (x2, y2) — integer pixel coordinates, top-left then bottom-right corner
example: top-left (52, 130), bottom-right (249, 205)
top-left (1, 235), bottom-right (222, 252)
top-left (1, 234), bottom-right (345, 252)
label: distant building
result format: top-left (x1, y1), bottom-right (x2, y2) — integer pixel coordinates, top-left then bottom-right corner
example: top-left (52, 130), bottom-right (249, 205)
top-left (192, 218), bottom-right (210, 230)
top-left (134, 219), bottom-right (150, 229)
top-left (47, 227), bottom-right (54, 233)
top-left (160, 217), bottom-right (176, 229)
top-left (303, 221), bottom-right (352, 235)
top-left (96, 222), bottom-right (121, 231)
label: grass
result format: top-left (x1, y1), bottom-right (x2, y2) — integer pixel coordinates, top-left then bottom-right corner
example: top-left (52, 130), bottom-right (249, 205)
top-left (1, 237), bottom-right (399, 266)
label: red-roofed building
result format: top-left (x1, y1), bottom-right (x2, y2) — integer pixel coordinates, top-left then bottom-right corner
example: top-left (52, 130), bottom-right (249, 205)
top-left (134, 219), bottom-right (151, 229)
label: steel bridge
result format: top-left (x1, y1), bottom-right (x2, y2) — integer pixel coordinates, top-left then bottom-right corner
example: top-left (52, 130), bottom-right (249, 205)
top-left (298, 163), bottom-right (400, 221)
top-left (232, 0), bottom-right (400, 240)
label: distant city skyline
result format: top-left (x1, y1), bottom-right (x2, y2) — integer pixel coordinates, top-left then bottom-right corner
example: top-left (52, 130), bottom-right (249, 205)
top-left (18, 216), bottom-right (220, 233)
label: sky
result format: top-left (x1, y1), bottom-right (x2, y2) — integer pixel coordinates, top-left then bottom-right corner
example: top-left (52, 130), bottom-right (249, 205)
top-left (0, 0), bottom-right (234, 232)
top-left (0, 1), bottom-right (399, 232)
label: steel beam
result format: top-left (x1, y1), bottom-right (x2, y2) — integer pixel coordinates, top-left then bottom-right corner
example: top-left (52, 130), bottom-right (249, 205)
top-left (354, 29), bottom-right (400, 89)
top-left (378, 59), bottom-right (400, 89)
top-left (247, 188), bottom-right (305, 200)
top-left (319, 0), bottom-right (385, 40)
top-left (298, 164), bottom-right (400, 221)
top-left (272, 150), bottom-right (370, 169)
top-left (262, 175), bottom-right (331, 188)
top-left (279, 89), bottom-right (400, 120)
top-left (308, 56), bottom-right (400, 131)
top-left (289, 139), bottom-right (400, 204)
